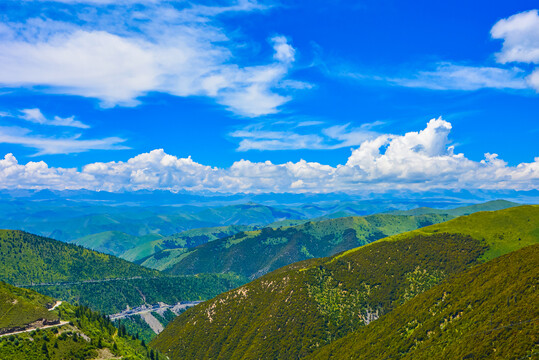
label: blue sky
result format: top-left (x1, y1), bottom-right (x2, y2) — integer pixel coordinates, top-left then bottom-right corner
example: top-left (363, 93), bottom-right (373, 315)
top-left (0, 0), bottom-right (537, 193)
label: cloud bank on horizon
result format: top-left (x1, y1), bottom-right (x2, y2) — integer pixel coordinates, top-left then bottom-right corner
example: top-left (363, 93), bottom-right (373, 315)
top-left (0, 118), bottom-right (537, 193)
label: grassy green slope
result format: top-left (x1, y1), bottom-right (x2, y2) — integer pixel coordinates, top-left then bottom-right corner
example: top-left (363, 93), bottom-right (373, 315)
top-left (390, 199), bottom-right (519, 216)
top-left (0, 281), bottom-right (57, 331)
top-left (0, 230), bottom-right (158, 285)
top-left (313, 244), bottom-right (539, 360)
top-left (159, 214), bottom-right (452, 278)
top-left (151, 206), bottom-right (539, 360)
top-left (0, 302), bottom-right (156, 360)
top-left (344, 204), bottom-right (539, 261)
top-left (122, 225), bottom-right (255, 262)
top-left (70, 231), bottom-right (162, 257)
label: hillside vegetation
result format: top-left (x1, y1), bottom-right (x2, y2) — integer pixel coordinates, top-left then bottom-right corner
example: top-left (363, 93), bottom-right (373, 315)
top-left (26, 274), bottom-right (247, 314)
top-left (389, 199), bottom-right (519, 216)
top-left (0, 230), bottom-right (246, 314)
top-left (154, 214), bottom-right (452, 278)
top-left (0, 301), bottom-right (157, 360)
top-left (151, 206), bottom-right (539, 359)
top-left (313, 244), bottom-right (539, 360)
top-left (362, 203), bottom-right (539, 261)
top-left (70, 231), bottom-right (163, 257)
top-left (122, 225), bottom-right (255, 262)
top-left (0, 281), bottom-right (57, 331)
top-left (0, 230), bottom-right (158, 285)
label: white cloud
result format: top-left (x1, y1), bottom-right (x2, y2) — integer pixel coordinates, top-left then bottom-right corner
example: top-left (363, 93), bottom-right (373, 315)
top-left (0, 1), bottom-right (301, 116)
top-left (230, 121), bottom-right (379, 151)
top-left (0, 118), bottom-right (537, 192)
top-left (19, 108), bottom-right (89, 128)
top-left (0, 126), bottom-right (128, 155)
top-left (335, 10), bottom-right (539, 92)
top-left (272, 36), bottom-right (295, 63)
top-left (491, 9), bottom-right (539, 64)
top-left (390, 63), bottom-right (528, 90)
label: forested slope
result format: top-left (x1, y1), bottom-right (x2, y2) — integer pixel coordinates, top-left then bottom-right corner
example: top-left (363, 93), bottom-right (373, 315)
top-left (155, 214), bottom-right (452, 278)
top-left (151, 206), bottom-right (539, 360)
top-left (313, 244), bottom-right (539, 360)
top-left (0, 230), bottom-right (158, 284)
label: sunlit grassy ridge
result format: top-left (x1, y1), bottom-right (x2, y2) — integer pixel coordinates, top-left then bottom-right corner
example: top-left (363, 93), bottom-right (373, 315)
top-left (337, 205), bottom-right (539, 262)
top-left (312, 244), bottom-right (539, 360)
top-left (151, 206), bottom-right (538, 360)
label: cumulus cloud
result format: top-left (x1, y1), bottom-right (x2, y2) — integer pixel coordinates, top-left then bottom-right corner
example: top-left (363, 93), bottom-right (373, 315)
top-left (1, 118), bottom-right (537, 192)
top-left (491, 9), bottom-right (539, 64)
top-left (19, 108), bottom-right (89, 128)
top-left (0, 1), bottom-right (302, 116)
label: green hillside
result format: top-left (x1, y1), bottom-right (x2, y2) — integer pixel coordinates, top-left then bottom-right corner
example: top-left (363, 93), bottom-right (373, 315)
top-left (70, 231), bottom-right (163, 257)
top-left (151, 206), bottom-right (539, 359)
top-left (313, 244), bottom-right (539, 360)
top-left (0, 281), bottom-right (57, 331)
top-left (1, 301), bottom-right (156, 359)
top-left (351, 203), bottom-right (539, 261)
top-left (0, 230), bottom-right (158, 285)
top-left (122, 225), bottom-right (255, 262)
top-left (26, 274), bottom-right (247, 314)
top-left (0, 230), bottom-right (246, 314)
top-left (389, 199), bottom-right (519, 216)
top-left (155, 213), bottom-right (452, 278)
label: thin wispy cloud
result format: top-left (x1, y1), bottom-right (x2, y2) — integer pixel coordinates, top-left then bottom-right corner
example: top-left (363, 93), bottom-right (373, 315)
top-left (0, 126), bottom-right (128, 155)
top-left (229, 120), bottom-right (382, 151)
top-left (19, 108), bottom-right (90, 129)
top-left (389, 63), bottom-right (529, 90)
top-left (329, 10), bottom-right (539, 93)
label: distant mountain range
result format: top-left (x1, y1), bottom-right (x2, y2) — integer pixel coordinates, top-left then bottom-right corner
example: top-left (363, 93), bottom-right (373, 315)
top-left (1, 188), bottom-right (537, 206)
top-left (151, 206), bottom-right (539, 359)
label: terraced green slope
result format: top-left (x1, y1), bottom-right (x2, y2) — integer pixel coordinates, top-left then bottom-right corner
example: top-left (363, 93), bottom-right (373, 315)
top-left (151, 206), bottom-right (539, 360)
top-left (0, 281), bottom-right (57, 331)
top-left (158, 214), bottom-right (452, 278)
top-left (313, 244), bottom-right (539, 360)
top-left (0, 230), bottom-right (158, 285)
